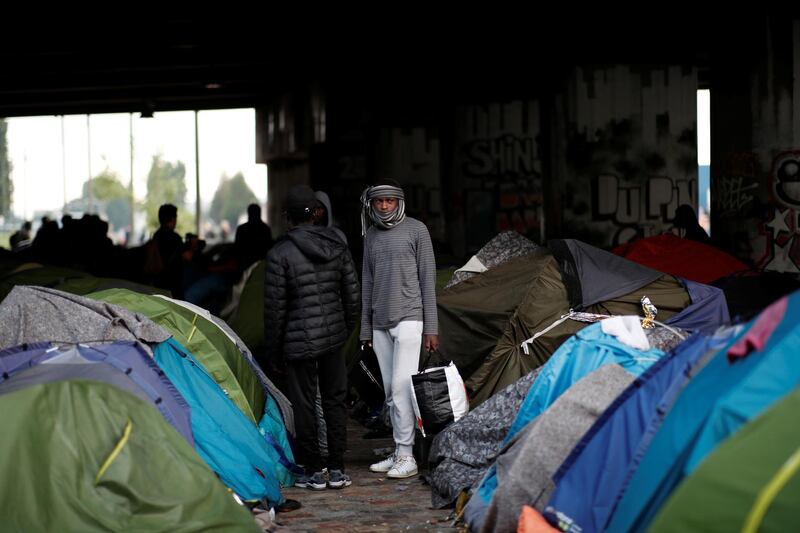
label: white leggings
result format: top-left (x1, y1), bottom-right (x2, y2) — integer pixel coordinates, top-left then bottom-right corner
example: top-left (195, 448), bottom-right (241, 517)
top-left (373, 321), bottom-right (423, 456)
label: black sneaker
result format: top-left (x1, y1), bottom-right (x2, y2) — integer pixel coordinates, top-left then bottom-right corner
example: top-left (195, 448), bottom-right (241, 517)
top-left (294, 471), bottom-right (327, 490)
top-left (327, 469), bottom-right (352, 489)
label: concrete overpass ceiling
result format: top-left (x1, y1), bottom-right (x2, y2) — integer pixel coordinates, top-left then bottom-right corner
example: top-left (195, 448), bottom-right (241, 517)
top-left (0, 11), bottom-right (764, 117)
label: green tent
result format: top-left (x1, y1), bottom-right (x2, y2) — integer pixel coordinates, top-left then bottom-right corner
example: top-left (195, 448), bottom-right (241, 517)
top-left (0, 380), bottom-right (258, 532)
top-left (437, 242), bottom-right (695, 407)
top-left (465, 263), bottom-right (689, 405)
top-left (90, 288), bottom-right (262, 423)
top-left (650, 387), bottom-right (800, 533)
top-left (228, 260), bottom-right (266, 351)
top-left (0, 262), bottom-right (167, 302)
top-left (437, 251), bottom-right (550, 382)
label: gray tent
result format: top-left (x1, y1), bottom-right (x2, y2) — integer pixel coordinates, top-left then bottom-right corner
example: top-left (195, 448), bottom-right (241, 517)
top-left (480, 364), bottom-right (634, 533)
top-left (0, 286), bottom-right (168, 352)
top-left (428, 368), bottom-right (540, 509)
top-left (444, 231), bottom-right (540, 290)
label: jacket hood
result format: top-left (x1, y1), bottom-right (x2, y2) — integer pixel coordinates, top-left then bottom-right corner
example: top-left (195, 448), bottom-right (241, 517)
top-left (287, 224), bottom-right (347, 262)
top-left (315, 191), bottom-right (334, 228)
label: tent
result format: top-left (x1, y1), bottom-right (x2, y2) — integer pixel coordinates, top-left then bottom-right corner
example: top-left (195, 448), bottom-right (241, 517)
top-left (428, 367), bottom-right (541, 509)
top-left (649, 386), bottom-right (800, 533)
top-left (226, 259), bottom-right (266, 352)
top-left (542, 325), bottom-right (744, 533)
top-left (437, 250), bottom-right (552, 382)
top-left (428, 319), bottom-right (686, 511)
top-left (0, 341), bottom-right (193, 446)
top-left (462, 239), bottom-right (729, 406)
top-left (0, 286), bottom-right (168, 355)
top-left (0, 379), bottom-right (259, 532)
top-left (466, 319), bottom-right (673, 530)
top-left (154, 294), bottom-right (294, 436)
top-left (444, 230), bottom-right (540, 290)
top-left (0, 286), bottom-right (296, 504)
top-left (612, 233), bottom-right (748, 284)
top-left (90, 288), bottom-right (262, 424)
top-left (474, 364), bottom-right (635, 533)
top-left (0, 262), bottom-right (167, 301)
top-left (153, 337), bottom-right (292, 503)
top-left (607, 292), bottom-right (800, 533)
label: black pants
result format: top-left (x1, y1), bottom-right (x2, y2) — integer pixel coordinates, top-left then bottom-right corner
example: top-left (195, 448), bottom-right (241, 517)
top-left (285, 350), bottom-right (348, 473)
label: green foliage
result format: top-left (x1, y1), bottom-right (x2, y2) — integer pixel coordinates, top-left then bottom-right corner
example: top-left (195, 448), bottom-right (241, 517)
top-left (83, 169), bottom-right (131, 231)
top-left (144, 155), bottom-right (192, 233)
top-left (63, 168), bottom-right (131, 230)
top-left (209, 172), bottom-right (257, 228)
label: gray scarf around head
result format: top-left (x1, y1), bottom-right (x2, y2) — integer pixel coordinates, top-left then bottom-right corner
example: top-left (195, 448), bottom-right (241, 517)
top-left (360, 185), bottom-right (406, 235)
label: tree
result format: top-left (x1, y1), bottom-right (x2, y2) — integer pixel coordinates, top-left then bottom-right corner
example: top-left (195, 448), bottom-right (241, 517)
top-left (63, 169), bottom-right (131, 231)
top-left (80, 169), bottom-right (131, 231)
top-left (144, 154), bottom-right (192, 234)
top-left (0, 119), bottom-right (13, 218)
top-left (209, 172), bottom-right (257, 228)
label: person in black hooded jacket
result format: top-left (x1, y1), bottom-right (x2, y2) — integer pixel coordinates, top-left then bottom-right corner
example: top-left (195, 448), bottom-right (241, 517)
top-left (264, 184), bottom-right (360, 491)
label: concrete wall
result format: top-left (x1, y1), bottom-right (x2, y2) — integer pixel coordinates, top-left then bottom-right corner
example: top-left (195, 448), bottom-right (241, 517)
top-left (553, 65), bottom-right (699, 248)
top-left (712, 16), bottom-right (800, 272)
top-left (257, 64), bottom-right (700, 260)
top-left (451, 100), bottom-right (543, 256)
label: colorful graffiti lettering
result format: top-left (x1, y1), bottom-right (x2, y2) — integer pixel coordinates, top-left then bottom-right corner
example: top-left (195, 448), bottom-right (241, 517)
top-left (757, 151), bottom-right (800, 272)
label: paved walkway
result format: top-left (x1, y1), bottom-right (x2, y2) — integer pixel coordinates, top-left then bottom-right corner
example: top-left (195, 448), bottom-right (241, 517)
top-left (271, 420), bottom-right (462, 532)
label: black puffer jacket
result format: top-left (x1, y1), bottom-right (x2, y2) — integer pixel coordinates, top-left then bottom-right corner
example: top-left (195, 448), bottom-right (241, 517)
top-left (264, 224), bottom-right (360, 362)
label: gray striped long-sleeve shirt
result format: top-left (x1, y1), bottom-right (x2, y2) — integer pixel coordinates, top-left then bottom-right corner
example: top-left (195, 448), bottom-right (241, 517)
top-left (360, 217), bottom-right (438, 341)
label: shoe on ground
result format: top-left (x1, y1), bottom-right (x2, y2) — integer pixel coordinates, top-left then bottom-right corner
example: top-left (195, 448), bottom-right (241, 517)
top-left (294, 471), bottom-right (327, 490)
top-left (387, 455), bottom-right (418, 479)
top-left (369, 453), bottom-right (396, 473)
top-left (327, 469), bottom-right (352, 489)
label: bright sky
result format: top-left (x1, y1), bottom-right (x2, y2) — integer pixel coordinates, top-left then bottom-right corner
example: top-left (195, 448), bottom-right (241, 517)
top-left (6, 108), bottom-right (267, 221)
top-left (697, 89), bottom-right (710, 166)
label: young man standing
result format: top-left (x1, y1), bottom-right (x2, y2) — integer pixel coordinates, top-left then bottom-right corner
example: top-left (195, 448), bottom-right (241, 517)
top-left (265, 184), bottom-right (360, 490)
top-left (360, 180), bottom-right (439, 479)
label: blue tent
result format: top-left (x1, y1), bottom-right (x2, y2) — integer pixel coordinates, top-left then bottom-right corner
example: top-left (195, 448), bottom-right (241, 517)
top-left (0, 341), bottom-right (194, 446)
top-left (465, 322), bottom-right (667, 532)
top-left (667, 278), bottom-right (730, 332)
top-left (505, 323), bottom-right (665, 440)
top-left (543, 325), bottom-right (744, 533)
top-left (153, 337), bottom-right (292, 505)
top-left (607, 292), bottom-right (800, 533)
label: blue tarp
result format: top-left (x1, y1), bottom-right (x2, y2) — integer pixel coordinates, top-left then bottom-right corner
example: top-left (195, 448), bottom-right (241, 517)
top-left (607, 293), bottom-right (800, 533)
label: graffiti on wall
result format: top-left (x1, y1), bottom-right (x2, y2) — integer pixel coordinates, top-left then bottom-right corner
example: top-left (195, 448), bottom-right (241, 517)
top-left (563, 114), bottom-right (698, 248)
top-left (462, 134), bottom-right (538, 178)
top-left (757, 151), bottom-right (800, 272)
top-left (460, 134), bottom-right (542, 241)
top-left (455, 101), bottom-right (543, 251)
top-left (496, 184), bottom-right (543, 236)
top-left (461, 132), bottom-right (542, 239)
top-left (714, 152), bottom-right (760, 218)
top-left (593, 174), bottom-right (697, 246)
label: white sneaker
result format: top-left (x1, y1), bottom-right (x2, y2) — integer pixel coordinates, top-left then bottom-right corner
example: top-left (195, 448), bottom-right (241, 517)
top-left (369, 453), bottom-right (396, 473)
top-left (387, 455), bottom-right (418, 479)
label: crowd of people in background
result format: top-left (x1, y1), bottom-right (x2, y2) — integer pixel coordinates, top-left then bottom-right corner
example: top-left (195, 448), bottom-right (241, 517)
top-left (0, 200), bottom-right (279, 314)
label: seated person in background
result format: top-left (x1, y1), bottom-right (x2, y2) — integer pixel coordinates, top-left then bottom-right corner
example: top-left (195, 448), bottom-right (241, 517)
top-left (673, 204), bottom-right (711, 245)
